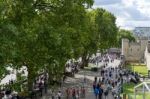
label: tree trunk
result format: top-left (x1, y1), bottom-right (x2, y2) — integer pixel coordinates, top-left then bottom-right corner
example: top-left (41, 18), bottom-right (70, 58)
top-left (85, 58), bottom-right (89, 67)
top-left (27, 64), bottom-right (35, 92)
top-left (48, 70), bottom-right (53, 85)
top-left (81, 51), bottom-right (89, 69)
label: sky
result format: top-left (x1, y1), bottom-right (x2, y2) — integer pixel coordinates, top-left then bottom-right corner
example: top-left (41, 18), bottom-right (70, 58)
top-left (93, 0), bottom-right (150, 30)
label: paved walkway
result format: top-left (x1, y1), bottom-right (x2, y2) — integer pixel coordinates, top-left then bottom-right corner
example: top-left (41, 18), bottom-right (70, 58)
top-left (41, 59), bottom-right (121, 99)
top-left (41, 70), bottom-right (114, 99)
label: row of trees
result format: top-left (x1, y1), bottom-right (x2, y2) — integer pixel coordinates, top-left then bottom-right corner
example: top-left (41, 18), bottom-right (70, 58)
top-left (0, 0), bottom-right (134, 91)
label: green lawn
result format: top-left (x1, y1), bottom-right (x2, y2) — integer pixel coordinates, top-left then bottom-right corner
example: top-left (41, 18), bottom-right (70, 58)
top-left (123, 83), bottom-right (135, 94)
top-left (122, 83), bottom-right (150, 99)
top-left (126, 93), bottom-right (150, 99)
top-left (123, 65), bottom-right (149, 99)
top-left (126, 65), bottom-right (148, 76)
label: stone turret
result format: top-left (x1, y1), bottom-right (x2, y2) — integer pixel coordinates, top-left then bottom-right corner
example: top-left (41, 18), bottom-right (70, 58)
top-left (140, 37), bottom-right (148, 60)
top-left (122, 39), bottom-right (129, 58)
top-left (148, 40), bottom-right (150, 53)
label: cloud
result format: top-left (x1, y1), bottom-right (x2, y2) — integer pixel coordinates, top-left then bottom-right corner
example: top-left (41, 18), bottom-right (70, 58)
top-left (94, 0), bottom-right (121, 5)
top-left (125, 6), bottom-right (150, 21)
top-left (93, 0), bottom-right (150, 30)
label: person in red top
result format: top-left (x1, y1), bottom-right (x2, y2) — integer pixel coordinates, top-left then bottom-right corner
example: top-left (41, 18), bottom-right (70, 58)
top-left (72, 88), bottom-right (76, 99)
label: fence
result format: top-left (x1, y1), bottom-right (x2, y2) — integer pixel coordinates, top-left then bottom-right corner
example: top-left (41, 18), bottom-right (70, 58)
top-left (133, 81), bottom-right (150, 99)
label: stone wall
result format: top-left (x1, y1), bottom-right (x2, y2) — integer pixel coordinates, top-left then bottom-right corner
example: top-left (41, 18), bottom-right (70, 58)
top-left (122, 38), bottom-right (148, 62)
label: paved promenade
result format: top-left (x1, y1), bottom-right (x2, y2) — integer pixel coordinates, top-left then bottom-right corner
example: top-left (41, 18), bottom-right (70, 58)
top-left (41, 59), bottom-right (121, 99)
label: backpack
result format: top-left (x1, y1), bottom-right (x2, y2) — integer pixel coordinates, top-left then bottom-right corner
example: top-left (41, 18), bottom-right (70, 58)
top-left (99, 88), bottom-right (103, 94)
top-left (94, 88), bottom-right (99, 95)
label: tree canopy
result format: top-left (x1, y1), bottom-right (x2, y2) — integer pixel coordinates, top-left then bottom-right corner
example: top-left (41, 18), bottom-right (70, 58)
top-left (0, 0), bottom-right (119, 91)
top-left (117, 29), bottom-right (135, 47)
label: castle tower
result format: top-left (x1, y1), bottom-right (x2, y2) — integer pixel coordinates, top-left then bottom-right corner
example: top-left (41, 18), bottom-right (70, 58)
top-left (122, 39), bottom-right (129, 58)
top-left (140, 37), bottom-right (148, 52)
top-left (140, 37), bottom-right (148, 61)
top-left (148, 40), bottom-right (150, 53)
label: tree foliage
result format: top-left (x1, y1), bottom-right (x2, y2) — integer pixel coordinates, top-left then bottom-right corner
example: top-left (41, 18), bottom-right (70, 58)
top-left (117, 29), bottom-right (135, 47)
top-left (0, 0), bottom-right (119, 91)
top-left (80, 8), bottom-right (118, 68)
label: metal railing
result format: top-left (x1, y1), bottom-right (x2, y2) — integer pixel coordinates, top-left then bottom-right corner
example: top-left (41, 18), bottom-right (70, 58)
top-left (134, 81), bottom-right (150, 99)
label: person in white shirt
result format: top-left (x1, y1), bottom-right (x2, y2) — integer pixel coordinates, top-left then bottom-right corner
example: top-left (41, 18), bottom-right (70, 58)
top-left (57, 91), bottom-right (62, 99)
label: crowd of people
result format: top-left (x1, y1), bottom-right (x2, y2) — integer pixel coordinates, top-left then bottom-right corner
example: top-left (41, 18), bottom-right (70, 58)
top-left (65, 61), bottom-right (80, 77)
top-left (89, 53), bottom-right (118, 65)
top-left (92, 53), bottom-right (141, 99)
top-left (50, 86), bottom-right (85, 99)
top-left (0, 53), bottom-right (142, 99)
top-left (0, 90), bottom-right (19, 99)
top-left (32, 73), bottom-right (48, 97)
top-left (0, 73), bottom-right (49, 99)
top-left (65, 87), bottom-right (85, 99)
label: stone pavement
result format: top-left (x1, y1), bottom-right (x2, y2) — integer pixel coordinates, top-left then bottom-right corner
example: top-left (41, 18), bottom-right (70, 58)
top-left (41, 70), bottom-right (116, 99)
top-left (41, 59), bottom-right (121, 99)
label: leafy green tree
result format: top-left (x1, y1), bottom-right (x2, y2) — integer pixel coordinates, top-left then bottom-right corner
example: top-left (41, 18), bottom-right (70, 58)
top-left (117, 29), bottom-right (135, 47)
top-left (0, 0), bottom-right (119, 91)
top-left (0, 0), bottom-right (94, 90)
top-left (95, 8), bottom-right (118, 50)
top-left (0, 0), bottom-right (44, 91)
top-left (35, 0), bottom-right (94, 82)
top-left (80, 8), bottom-right (118, 68)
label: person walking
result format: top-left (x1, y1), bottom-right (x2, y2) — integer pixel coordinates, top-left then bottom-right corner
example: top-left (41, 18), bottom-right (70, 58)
top-left (93, 77), bottom-right (97, 91)
top-left (81, 86), bottom-right (85, 98)
top-left (51, 90), bottom-right (55, 99)
top-left (94, 86), bottom-right (99, 99)
top-left (72, 88), bottom-right (76, 99)
top-left (76, 87), bottom-right (79, 99)
top-left (57, 91), bottom-right (62, 99)
top-left (82, 87), bottom-right (85, 98)
top-left (98, 84), bottom-right (103, 99)
top-left (104, 88), bottom-right (109, 99)
top-left (66, 88), bottom-right (70, 99)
